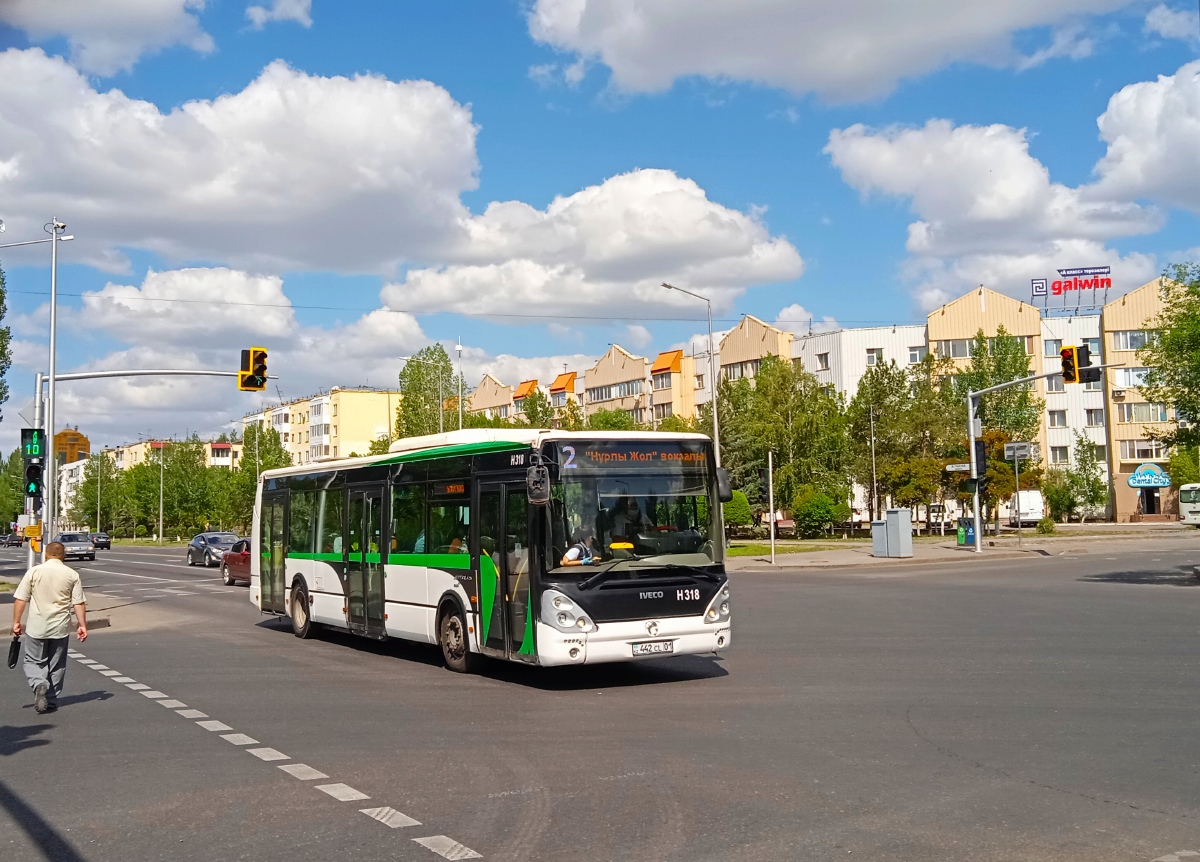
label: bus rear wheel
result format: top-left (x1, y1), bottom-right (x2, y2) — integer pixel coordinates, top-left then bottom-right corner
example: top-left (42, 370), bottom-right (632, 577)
top-left (439, 606), bottom-right (479, 673)
top-left (291, 581), bottom-right (313, 639)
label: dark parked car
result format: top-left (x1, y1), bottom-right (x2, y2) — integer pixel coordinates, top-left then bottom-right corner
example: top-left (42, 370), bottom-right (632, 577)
top-left (187, 532), bottom-right (239, 568)
top-left (54, 532), bottom-right (96, 561)
top-left (220, 539), bottom-right (252, 585)
top-left (89, 532), bottom-right (110, 550)
top-left (5, 533), bottom-right (22, 547)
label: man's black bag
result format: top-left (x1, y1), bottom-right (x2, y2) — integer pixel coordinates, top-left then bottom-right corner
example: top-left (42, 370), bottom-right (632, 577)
top-left (6, 636), bottom-right (19, 669)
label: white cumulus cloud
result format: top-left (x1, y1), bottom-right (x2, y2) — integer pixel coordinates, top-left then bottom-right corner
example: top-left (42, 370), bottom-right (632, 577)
top-left (774, 304), bottom-right (838, 334)
top-left (527, 0), bottom-right (1128, 102)
top-left (0, 49), bottom-right (479, 276)
top-left (1144, 4), bottom-right (1199, 41)
top-left (0, 0), bottom-right (213, 75)
top-left (246, 0), bottom-right (313, 29)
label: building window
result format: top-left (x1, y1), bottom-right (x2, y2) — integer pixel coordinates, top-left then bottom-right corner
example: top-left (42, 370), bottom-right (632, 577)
top-left (936, 339), bottom-right (972, 359)
top-left (1084, 378), bottom-right (1103, 391)
top-left (1044, 338), bottom-right (1062, 358)
top-left (1113, 330), bottom-right (1158, 351)
top-left (1048, 410), bottom-right (1067, 427)
top-left (1085, 409), bottom-right (1105, 427)
top-left (1116, 368), bottom-right (1149, 388)
top-left (1051, 446), bottom-right (1070, 464)
top-left (816, 352), bottom-right (830, 371)
top-left (1094, 445), bottom-right (1107, 463)
top-left (652, 372), bottom-right (672, 390)
top-left (653, 403), bottom-right (673, 420)
top-left (626, 408), bottom-right (642, 423)
top-left (615, 380), bottom-right (643, 398)
top-left (1083, 337), bottom-right (1101, 359)
top-left (586, 385), bottom-right (612, 403)
top-left (1116, 403), bottom-right (1169, 423)
top-left (498, 405), bottom-right (509, 419)
top-left (513, 399), bottom-right (525, 413)
top-left (695, 374), bottom-right (705, 390)
top-left (866, 348), bottom-right (884, 366)
top-left (908, 346), bottom-right (927, 364)
top-left (1046, 375), bottom-right (1064, 393)
top-left (820, 384), bottom-right (835, 396)
top-left (551, 392), bottom-right (567, 407)
top-left (1119, 439), bottom-right (1167, 460)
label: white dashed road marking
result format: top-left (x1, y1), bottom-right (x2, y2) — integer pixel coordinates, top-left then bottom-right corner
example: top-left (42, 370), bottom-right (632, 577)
top-left (1154, 853), bottom-right (1200, 862)
top-left (176, 709), bottom-right (208, 719)
top-left (112, 676), bottom-right (135, 683)
top-left (279, 763), bottom-right (329, 780)
top-left (221, 733), bottom-right (259, 746)
top-left (126, 683), bottom-right (150, 691)
top-left (316, 783), bottom-right (370, 802)
top-left (99, 670), bottom-right (122, 677)
top-left (140, 690), bottom-right (168, 699)
top-left (197, 720), bottom-right (232, 732)
top-left (361, 807), bottom-right (420, 829)
top-left (413, 835), bottom-right (483, 860)
top-left (158, 699), bottom-right (188, 709)
top-left (89, 665), bottom-right (110, 671)
top-left (247, 747), bottom-right (289, 762)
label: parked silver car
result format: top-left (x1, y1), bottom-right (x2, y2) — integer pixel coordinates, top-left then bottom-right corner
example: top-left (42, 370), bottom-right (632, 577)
top-left (53, 532), bottom-right (96, 562)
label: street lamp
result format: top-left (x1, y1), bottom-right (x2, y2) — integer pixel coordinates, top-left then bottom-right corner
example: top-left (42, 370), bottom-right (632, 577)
top-left (398, 356), bottom-right (445, 434)
top-left (0, 217), bottom-right (74, 548)
top-left (455, 340), bottom-right (463, 431)
top-left (661, 283), bottom-right (721, 469)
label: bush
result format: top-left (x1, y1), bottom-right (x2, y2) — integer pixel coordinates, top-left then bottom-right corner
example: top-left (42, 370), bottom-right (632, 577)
top-left (1036, 517), bottom-right (1056, 535)
top-left (724, 490), bottom-right (752, 527)
top-left (793, 488), bottom-right (836, 538)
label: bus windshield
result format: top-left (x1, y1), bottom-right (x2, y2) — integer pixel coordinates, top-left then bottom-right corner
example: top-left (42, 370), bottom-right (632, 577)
top-left (1181, 486), bottom-right (1200, 504)
top-left (544, 439), bottom-right (721, 574)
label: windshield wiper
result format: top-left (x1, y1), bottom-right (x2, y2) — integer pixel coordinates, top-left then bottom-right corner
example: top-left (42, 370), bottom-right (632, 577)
top-left (655, 563), bottom-right (723, 583)
top-left (578, 556), bottom-right (645, 590)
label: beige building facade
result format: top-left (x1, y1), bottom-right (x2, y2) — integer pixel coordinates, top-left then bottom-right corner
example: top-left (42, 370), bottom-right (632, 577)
top-left (719, 315), bottom-right (793, 385)
top-left (1101, 278), bottom-right (1178, 522)
top-left (243, 387), bottom-right (400, 464)
top-left (583, 345), bottom-right (650, 424)
top-left (650, 349), bottom-right (698, 423)
top-left (469, 374), bottom-right (514, 421)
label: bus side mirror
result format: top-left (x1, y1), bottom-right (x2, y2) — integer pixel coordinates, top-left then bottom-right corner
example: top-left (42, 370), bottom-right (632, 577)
top-left (527, 464), bottom-right (550, 506)
top-left (716, 468), bottom-right (733, 503)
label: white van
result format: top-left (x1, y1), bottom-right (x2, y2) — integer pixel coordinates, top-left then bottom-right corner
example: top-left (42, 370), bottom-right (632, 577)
top-left (1008, 490), bottom-right (1045, 527)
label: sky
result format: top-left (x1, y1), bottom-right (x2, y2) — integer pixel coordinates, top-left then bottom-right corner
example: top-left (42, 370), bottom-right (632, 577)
top-left (0, 0), bottom-right (1198, 451)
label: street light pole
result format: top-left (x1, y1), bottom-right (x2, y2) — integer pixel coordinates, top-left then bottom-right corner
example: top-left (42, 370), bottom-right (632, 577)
top-left (456, 340), bottom-right (463, 431)
top-left (869, 406), bottom-right (878, 521)
top-left (159, 440), bottom-right (165, 546)
top-left (661, 283), bottom-right (721, 469)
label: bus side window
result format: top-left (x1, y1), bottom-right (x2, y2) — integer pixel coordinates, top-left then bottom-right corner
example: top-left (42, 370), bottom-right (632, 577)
top-left (318, 488), bottom-right (343, 554)
top-left (392, 484), bottom-right (424, 553)
top-left (290, 490), bottom-right (317, 555)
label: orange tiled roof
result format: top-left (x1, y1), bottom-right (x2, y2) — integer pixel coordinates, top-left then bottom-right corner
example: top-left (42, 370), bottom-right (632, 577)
top-left (549, 372), bottom-right (576, 393)
top-left (651, 350), bottom-right (683, 374)
top-left (513, 379), bottom-right (538, 400)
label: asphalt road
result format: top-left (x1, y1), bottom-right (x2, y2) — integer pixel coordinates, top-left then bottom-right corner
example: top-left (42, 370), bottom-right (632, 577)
top-left (2, 540), bottom-right (1200, 861)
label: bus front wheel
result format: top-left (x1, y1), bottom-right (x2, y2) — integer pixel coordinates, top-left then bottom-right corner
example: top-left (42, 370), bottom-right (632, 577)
top-left (291, 581), bottom-right (314, 639)
top-left (439, 605), bottom-right (479, 673)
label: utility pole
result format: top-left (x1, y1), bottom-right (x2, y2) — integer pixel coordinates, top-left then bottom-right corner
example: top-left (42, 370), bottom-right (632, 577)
top-left (1013, 448), bottom-right (1022, 548)
top-left (456, 340), bottom-right (464, 431)
top-left (768, 449), bottom-right (775, 566)
top-left (158, 439), bottom-right (165, 545)
top-left (869, 406), bottom-right (878, 521)
top-left (28, 371), bottom-right (43, 567)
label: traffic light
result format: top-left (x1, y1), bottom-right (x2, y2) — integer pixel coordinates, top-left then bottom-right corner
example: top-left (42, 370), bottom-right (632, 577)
top-left (973, 439), bottom-right (987, 471)
top-left (1077, 344), bottom-right (1102, 384)
top-left (1060, 346), bottom-right (1079, 384)
top-left (20, 428), bottom-right (44, 458)
top-left (238, 346), bottom-right (268, 391)
top-left (24, 460), bottom-right (43, 500)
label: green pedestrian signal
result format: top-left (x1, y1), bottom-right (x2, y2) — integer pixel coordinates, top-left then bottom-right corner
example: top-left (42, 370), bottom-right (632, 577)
top-left (24, 461), bottom-right (43, 498)
top-left (21, 428), bottom-right (44, 458)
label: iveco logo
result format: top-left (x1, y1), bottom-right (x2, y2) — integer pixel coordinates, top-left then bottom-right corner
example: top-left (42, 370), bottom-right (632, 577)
top-left (646, 621), bottom-right (660, 637)
top-left (639, 591), bottom-right (664, 600)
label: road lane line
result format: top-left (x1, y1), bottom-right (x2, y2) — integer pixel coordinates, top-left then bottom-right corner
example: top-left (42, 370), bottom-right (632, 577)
top-left (99, 670), bottom-right (122, 677)
top-left (413, 835), bottom-right (482, 859)
top-left (158, 699), bottom-right (188, 709)
top-left (176, 709), bottom-right (208, 719)
top-left (197, 720), bottom-right (233, 731)
top-left (89, 665), bottom-right (110, 670)
top-left (361, 807), bottom-right (420, 829)
top-left (221, 733), bottom-right (259, 746)
top-left (81, 567), bottom-right (172, 581)
top-left (247, 747), bottom-right (289, 762)
top-left (76, 659), bottom-right (99, 666)
top-left (278, 764), bottom-right (328, 780)
top-left (315, 783), bottom-right (370, 802)
top-left (112, 676), bottom-right (136, 683)
top-left (126, 683), bottom-right (150, 690)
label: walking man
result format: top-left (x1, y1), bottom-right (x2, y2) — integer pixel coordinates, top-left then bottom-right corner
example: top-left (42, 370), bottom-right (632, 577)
top-left (11, 542), bottom-right (87, 714)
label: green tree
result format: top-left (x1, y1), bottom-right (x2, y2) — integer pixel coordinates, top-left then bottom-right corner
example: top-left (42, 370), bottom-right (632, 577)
top-left (519, 388), bottom-right (555, 428)
top-left (657, 414), bottom-right (695, 433)
top-left (724, 489), bottom-right (752, 527)
top-left (367, 435), bottom-right (392, 455)
top-left (69, 453), bottom-right (125, 533)
top-left (1067, 431), bottom-right (1108, 522)
top-left (227, 425), bottom-right (291, 530)
top-left (846, 360), bottom-right (910, 520)
top-left (396, 345), bottom-right (463, 438)
top-left (954, 326), bottom-right (1043, 440)
top-left (792, 487), bottom-right (836, 538)
top-left (588, 408), bottom-right (638, 430)
top-left (1139, 264), bottom-right (1200, 448)
top-left (0, 449), bottom-right (25, 526)
top-left (558, 397), bottom-right (586, 431)
top-left (0, 264), bottom-right (13, 422)
top-left (1041, 468), bottom-right (1078, 522)
top-left (1168, 447), bottom-right (1200, 487)
top-left (698, 376), bottom-right (758, 499)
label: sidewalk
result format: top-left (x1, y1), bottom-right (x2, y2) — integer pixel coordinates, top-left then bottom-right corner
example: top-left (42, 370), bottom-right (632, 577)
top-left (726, 528), bottom-right (1200, 571)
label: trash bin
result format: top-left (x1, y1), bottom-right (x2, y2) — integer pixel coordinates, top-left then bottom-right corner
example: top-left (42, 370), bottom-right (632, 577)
top-left (957, 516), bottom-right (975, 547)
top-left (871, 520), bottom-right (888, 557)
top-left (885, 508), bottom-right (913, 558)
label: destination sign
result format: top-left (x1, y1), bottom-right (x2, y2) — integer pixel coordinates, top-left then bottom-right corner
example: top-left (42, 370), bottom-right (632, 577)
top-left (556, 441), bottom-right (710, 474)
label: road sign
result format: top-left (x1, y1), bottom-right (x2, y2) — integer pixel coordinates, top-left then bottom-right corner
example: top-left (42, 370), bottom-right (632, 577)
top-left (946, 463), bottom-right (971, 472)
top-left (1004, 442), bottom-right (1034, 460)
top-left (23, 523), bottom-right (41, 539)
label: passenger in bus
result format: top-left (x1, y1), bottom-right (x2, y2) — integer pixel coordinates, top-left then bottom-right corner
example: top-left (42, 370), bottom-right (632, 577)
top-left (560, 528), bottom-right (598, 567)
top-left (448, 537), bottom-right (465, 554)
top-left (609, 496), bottom-right (645, 539)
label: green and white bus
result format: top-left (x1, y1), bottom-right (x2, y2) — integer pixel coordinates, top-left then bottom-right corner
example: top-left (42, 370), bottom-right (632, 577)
top-left (251, 429), bottom-right (733, 671)
top-left (1180, 483), bottom-right (1200, 527)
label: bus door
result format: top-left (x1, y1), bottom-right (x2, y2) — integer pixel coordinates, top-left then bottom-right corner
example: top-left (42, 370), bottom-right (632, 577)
top-left (346, 484), bottom-right (387, 638)
top-left (260, 491), bottom-right (287, 615)
top-left (477, 482), bottom-right (535, 661)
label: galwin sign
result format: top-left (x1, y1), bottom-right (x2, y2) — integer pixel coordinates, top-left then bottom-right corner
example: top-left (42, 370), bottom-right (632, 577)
top-left (1051, 266), bottom-right (1111, 296)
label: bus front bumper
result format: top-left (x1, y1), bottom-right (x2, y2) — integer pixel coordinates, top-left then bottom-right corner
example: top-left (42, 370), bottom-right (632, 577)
top-left (535, 617), bottom-right (730, 667)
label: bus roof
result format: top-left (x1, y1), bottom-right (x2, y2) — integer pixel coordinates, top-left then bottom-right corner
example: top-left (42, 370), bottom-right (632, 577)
top-left (259, 428), bottom-right (712, 481)
top-left (1181, 482), bottom-right (1200, 489)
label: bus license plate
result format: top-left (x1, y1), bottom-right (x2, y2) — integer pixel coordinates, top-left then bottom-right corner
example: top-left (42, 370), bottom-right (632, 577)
top-left (632, 640), bottom-right (674, 656)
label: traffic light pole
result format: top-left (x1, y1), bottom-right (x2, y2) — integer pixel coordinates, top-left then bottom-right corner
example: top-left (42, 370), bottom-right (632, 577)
top-left (965, 363), bottom-right (1124, 554)
top-left (29, 371), bottom-right (44, 567)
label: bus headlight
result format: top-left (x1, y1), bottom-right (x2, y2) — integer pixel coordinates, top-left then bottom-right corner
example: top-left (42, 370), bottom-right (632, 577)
top-left (703, 584), bottom-right (731, 625)
top-left (542, 589), bottom-right (595, 633)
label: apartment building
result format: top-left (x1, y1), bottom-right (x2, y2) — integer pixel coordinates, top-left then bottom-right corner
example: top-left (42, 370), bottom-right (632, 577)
top-left (548, 371), bottom-right (582, 425)
top-left (244, 386), bottom-right (400, 464)
top-left (649, 349), bottom-right (698, 423)
top-left (512, 379), bottom-right (542, 421)
top-left (1101, 278), bottom-right (1177, 522)
top-left (108, 439), bottom-right (244, 470)
top-left (470, 374), bottom-right (515, 421)
top-left (583, 345), bottom-right (651, 424)
top-left (794, 324), bottom-right (929, 397)
top-left (719, 315), bottom-right (793, 386)
top-left (1039, 313), bottom-right (1108, 487)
